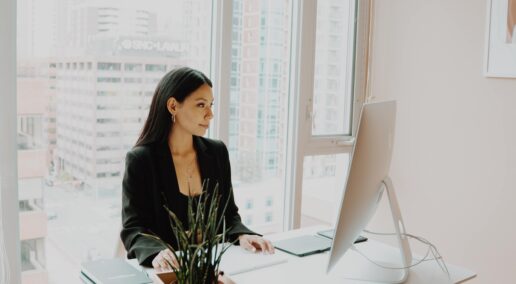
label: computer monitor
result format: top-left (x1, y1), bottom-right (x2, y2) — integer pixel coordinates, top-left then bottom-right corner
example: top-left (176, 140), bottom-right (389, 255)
top-left (327, 100), bottom-right (412, 283)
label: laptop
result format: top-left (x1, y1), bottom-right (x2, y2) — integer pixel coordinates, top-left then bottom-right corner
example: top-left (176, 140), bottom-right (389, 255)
top-left (274, 235), bottom-right (332, 257)
top-left (274, 230), bottom-right (368, 257)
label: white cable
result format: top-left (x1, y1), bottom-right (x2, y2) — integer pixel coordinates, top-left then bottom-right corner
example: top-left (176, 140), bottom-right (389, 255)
top-left (352, 229), bottom-right (451, 279)
top-left (0, 178), bottom-right (11, 284)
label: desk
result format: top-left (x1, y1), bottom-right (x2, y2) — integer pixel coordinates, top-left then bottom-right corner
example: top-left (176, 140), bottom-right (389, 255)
top-left (142, 226), bottom-right (476, 284)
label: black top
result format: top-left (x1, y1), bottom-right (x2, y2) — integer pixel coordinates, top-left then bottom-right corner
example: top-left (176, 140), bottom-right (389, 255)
top-left (121, 136), bottom-right (258, 266)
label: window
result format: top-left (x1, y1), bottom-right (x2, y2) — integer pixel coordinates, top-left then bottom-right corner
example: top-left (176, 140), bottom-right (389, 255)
top-left (266, 196), bottom-right (273, 207)
top-left (296, 0), bottom-right (362, 229)
top-left (97, 62), bottom-right (121, 71)
top-left (244, 215), bottom-right (253, 226)
top-left (311, 0), bottom-right (354, 136)
top-left (124, 63), bottom-right (143, 72)
top-left (145, 64), bottom-right (167, 72)
top-left (228, 0), bottom-right (292, 235)
top-left (97, 77), bottom-right (121, 83)
top-left (265, 212), bottom-right (273, 223)
top-left (4, 0), bottom-right (369, 282)
top-left (14, 1), bottom-right (213, 283)
top-left (301, 154), bottom-right (349, 227)
top-left (245, 199), bottom-right (253, 210)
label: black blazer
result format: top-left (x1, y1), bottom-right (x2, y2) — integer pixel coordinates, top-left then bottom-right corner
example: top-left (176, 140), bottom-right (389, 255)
top-left (121, 136), bottom-right (258, 266)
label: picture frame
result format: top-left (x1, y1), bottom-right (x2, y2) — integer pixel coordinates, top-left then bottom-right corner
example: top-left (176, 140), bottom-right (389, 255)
top-left (484, 0), bottom-right (516, 78)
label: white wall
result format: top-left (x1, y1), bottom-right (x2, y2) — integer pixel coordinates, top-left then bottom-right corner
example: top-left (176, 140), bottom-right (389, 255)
top-left (367, 0), bottom-right (516, 283)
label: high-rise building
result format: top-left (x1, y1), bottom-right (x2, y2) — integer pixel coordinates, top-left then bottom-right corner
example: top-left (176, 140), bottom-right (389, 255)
top-left (17, 0), bottom-right (58, 59)
top-left (228, 0), bottom-right (353, 232)
top-left (312, 0), bottom-right (352, 136)
top-left (51, 3), bottom-right (184, 194)
top-left (181, 0), bottom-right (212, 74)
top-left (228, 0), bottom-right (291, 233)
top-left (54, 39), bottom-right (186, 194)
top-left (234, 0), bottom-right (289, 182)
top-left (56, 1), bottom-right (158, 56)
top-left (17, 60), bottom-right (54, 284)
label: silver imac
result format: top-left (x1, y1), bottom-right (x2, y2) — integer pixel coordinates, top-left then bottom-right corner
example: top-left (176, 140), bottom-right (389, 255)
top-left (327, 100), bottom-right (412, 283)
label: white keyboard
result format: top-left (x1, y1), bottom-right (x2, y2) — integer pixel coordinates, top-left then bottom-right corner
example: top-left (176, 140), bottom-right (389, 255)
top-left (218, 245), bottom-right (288, 275)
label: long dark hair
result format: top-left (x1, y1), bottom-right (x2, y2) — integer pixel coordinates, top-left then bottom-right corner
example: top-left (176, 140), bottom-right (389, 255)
top-left (135, 66), bottom-right (212, 147)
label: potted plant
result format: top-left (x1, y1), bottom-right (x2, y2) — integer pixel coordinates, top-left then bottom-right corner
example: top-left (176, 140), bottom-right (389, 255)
top-left (140, 181), bottom-right (235, 284)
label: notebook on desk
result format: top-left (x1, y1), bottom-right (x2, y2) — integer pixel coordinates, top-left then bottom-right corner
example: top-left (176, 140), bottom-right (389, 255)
top-left (80, 258), bottom-right (152, 284)
top-left (218, 245), bottom-right (289, 275)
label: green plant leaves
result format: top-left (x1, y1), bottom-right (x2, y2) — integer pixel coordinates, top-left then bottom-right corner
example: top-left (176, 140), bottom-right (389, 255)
top-left (140, 180), bottom-right (237, 284)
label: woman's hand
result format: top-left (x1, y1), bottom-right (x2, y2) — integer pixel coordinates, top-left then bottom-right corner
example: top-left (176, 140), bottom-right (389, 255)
top-left (217, 272), bottom-right (236, 284)
top-left (238, 234), bottom-right (275, 254)
top-left (152, 248), bottom-right (179, 272)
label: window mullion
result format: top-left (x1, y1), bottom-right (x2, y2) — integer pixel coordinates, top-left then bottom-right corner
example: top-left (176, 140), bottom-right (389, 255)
top-left (0, 0), bottom-right (22, 283)
top-left (284, 0), bottom-right (318, 230)
top-left (210, 0), bottom-right (233, 144)
top-left (353, 0), bottom-right (373, 134)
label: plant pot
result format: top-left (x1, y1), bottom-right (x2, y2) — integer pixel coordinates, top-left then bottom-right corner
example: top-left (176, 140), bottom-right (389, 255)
top-left (153, 271), bottom-right (221, 284)
top-left (154, 271), bottom-right (177, 284)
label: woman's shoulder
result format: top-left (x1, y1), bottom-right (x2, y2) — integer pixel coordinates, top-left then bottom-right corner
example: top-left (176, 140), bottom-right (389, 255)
top-left (125, 143), bottom-right (158, 163)
top-left (195, 136), bottom-right (227, 151)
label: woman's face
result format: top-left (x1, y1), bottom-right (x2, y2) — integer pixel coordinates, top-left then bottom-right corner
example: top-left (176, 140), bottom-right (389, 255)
top-left (169, 83), bottom-right (214, 136)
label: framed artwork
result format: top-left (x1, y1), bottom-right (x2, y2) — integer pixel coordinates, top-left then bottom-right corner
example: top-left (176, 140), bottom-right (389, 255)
top-left (485, 0), bottom-right (516, 77)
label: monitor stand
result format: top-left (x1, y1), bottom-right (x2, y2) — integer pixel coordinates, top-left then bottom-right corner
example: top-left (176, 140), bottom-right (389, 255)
top-left (382, 176), bottom-right (412, 283)
top-left (340, 177), bottom-right (412, 284)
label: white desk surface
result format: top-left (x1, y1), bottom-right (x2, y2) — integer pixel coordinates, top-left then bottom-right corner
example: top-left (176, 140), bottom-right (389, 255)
top-left (232, 226), bottom-right (476, 284)
top-left (139, 226), bottom-right (476, 284)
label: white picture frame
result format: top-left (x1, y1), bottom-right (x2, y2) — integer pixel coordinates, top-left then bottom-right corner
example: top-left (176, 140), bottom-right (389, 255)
top-left (485, 0), bottom-right (516, 78)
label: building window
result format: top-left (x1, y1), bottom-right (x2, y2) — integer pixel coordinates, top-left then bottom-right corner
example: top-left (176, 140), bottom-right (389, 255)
top-left (97, 62), bottom-right (121, 71)
top-left (125, 63), bottom-right (143, 72)
top-left (245, 215), bottom-right (253, 225)
top-left (266, 196), bottom-right (273, 207)
top-left (145, 64), bottom-right (166, 72)
top-left (245, 199), bottom-right (253, 210)
top-left (265, 212), bottom-right (273, 223)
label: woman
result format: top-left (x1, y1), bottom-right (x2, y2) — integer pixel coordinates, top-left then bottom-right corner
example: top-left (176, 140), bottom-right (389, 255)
top-left (121, 67), bottom-right (274, 274)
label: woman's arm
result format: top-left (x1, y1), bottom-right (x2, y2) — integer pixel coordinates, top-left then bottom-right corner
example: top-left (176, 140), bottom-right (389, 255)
top-left (121, 150), bottom-right (165, 266)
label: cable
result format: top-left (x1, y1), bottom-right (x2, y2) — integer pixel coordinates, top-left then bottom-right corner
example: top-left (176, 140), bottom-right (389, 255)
top-left (362, 229), bottom-right (450, 278)
top-left (350, 229), bottom-right (451, 279)
top-left (369, 230), bottom-right (450, 278)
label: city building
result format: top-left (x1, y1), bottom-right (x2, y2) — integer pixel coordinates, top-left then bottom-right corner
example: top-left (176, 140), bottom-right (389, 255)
top-left (312, 0), bottom-right (353, 136)
top-left (51, 2), bottom-right (184, 194)
top-left (227, 0), bottom-right (291, 234)
top-left (54, 39), bottom-right (187, 194)
top-left (55, 0), bottom-right (157, 56)
top-left (17, 60), bottom-right (54, 284)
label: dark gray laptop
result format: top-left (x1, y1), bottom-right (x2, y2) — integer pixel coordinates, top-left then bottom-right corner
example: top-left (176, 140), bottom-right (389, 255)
top-left (274, 230), bottom-right (368, 257)
top-left (317, 229), bottom-right (368, 243)
top-left (274, 235), bottom-right (332, 257)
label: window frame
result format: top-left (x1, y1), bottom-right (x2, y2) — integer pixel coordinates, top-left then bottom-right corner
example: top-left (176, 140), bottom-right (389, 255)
top-left (1, 0), bottom-right (22, 283)
top-left (284, 0), bottom-right (372, 229)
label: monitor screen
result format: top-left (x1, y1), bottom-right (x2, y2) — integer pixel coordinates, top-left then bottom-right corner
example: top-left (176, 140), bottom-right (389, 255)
top-left (327, 100), bottom-right (397, 273)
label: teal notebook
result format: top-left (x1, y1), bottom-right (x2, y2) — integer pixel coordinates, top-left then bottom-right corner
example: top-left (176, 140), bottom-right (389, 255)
top-left (80, 258), bottom-right (152, 284)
